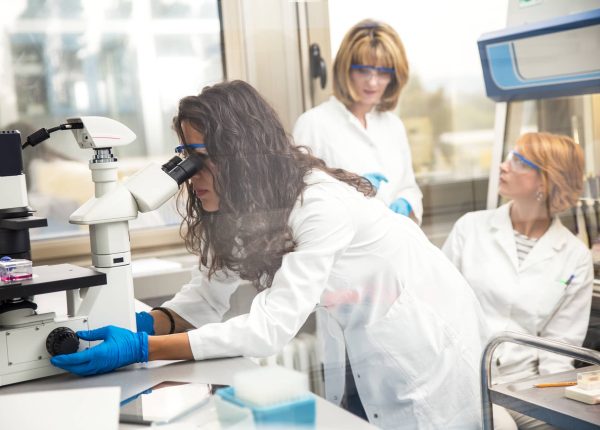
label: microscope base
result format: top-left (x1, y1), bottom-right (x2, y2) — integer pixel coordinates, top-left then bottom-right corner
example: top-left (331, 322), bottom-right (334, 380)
top-left (0, 316), bottom-right (89, 386)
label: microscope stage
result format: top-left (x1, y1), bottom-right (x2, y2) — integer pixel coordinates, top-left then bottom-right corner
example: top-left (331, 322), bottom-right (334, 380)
top-left (0, 264), bottom-right (106, 300)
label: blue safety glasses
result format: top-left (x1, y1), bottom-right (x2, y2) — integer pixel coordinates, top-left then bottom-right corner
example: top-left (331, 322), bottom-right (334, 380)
top-left (350, 64), bottom-right (395, 82)
top-left (505, 150), bottom-right (541, 172)
top-left (174, 144), bottom-right (209, 166)
top-left (175, 143), bottom-right (205, 154)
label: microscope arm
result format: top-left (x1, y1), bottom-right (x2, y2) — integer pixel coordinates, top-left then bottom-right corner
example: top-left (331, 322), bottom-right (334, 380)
top-left (70, 156), bottom-right (202, 225)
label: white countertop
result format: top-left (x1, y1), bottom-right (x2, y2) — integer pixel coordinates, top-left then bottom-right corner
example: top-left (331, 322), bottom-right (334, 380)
top-left (0, 357), bottom-right (377, 429)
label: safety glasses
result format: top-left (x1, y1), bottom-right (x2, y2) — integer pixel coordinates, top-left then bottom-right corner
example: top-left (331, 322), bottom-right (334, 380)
top-left (350, 64), bottom-right (394, 83)
top-left (504, 150), bottom-right (541, 173)
top-left (174, 143), bottom-right (208, 160)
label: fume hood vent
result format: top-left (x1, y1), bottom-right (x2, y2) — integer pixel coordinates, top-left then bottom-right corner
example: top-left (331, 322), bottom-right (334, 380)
top-left (478, 8), bottom-right (600, 101)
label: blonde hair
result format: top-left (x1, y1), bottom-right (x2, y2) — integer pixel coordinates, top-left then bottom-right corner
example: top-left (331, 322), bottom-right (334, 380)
top-left (517, 132), bottom-right (584, 215)
top-left (333, 19), bottom-right (409, 112)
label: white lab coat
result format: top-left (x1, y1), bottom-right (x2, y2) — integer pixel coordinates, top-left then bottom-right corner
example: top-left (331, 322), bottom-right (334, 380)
top-left (293, 96), bottom-right (423, 223)
top-left (163, 170), bottom-right (487, 429)
top-left (442, 203), bottom-right (593, 383)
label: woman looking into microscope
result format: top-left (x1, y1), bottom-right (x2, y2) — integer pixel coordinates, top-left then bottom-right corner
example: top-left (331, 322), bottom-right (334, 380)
top-left (52, 80), bottom-right (487, 429)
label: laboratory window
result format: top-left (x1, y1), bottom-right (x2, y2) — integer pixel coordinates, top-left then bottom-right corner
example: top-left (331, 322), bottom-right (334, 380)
top-left (0, 0), bottom-right (224, 241)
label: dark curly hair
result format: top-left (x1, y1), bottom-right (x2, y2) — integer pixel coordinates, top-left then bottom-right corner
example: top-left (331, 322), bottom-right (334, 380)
top-left (174, 80), bottom-right (374, 290)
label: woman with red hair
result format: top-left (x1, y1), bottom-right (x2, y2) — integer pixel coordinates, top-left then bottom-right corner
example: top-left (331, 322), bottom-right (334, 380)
top-left (444, 132), bottom-right (593, 430)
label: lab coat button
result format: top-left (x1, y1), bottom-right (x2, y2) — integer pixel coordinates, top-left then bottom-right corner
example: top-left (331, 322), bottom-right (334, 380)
top-left (357, 373), bottom-right (360, 378)
top-left (333, 395), bottom-right (338, 401)
top-left (374, 413), bottom-right (379, 419)
top-left (496, 358), bottom-right (501, 366)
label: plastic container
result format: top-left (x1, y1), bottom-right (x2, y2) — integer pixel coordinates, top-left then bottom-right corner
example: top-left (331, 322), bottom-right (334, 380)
top-left (577, 369), bottom-right (600, 391)
top-left (215, 386), bottom-right (316, 427)
top-left (565, 385), bottom-right (600, 404)
top-left (0, 256), bottom-right (33, 284)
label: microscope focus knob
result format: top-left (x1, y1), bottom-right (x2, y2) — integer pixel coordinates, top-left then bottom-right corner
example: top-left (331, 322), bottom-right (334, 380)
top-left (46, 327), bottom-right (80, 356)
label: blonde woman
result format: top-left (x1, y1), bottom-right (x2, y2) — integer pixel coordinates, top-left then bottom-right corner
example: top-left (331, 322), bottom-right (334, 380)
top-left (293, 19), bottom-right (422, 223)
top-left (443, 132), bottom-right (593, 430)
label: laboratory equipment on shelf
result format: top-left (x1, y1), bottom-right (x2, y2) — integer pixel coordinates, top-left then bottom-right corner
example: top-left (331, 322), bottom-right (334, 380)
top-left (0, 118), bottom-right (203, 386)
top-left (481, 331), bottom-right (600, 430)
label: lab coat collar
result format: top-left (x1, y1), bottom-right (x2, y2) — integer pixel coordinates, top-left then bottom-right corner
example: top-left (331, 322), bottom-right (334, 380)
top-left (329, 96), bottom-right (356, 123)
top-left (329, 96), bottom-right (377, 138)
top-left (520, 216), bottom-right (567, 271)
top-left (489, 202), bottom-right (568, 272)
top-left (489, 203), bottom-right (519, 271)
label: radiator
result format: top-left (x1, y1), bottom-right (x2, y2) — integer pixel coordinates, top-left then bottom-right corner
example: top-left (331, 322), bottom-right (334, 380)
top-left (253, 333), bottom-right (324, 396)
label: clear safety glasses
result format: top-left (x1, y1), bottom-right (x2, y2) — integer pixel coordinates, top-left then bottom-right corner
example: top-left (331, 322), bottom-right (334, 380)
top-left (350, 64), bottom-right (394, 83)
top-left (504, 150), bottom-right (541, 173)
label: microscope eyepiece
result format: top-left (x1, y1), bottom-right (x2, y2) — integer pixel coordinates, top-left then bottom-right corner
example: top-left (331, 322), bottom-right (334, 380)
top-left (167, 155), bottom-right (204, 185)
top-left (161, 156), bottom-right (181, 173)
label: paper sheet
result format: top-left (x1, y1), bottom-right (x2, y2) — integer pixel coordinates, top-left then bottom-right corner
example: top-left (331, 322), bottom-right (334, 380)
top-left (0, 386), bottom-right (121, 430)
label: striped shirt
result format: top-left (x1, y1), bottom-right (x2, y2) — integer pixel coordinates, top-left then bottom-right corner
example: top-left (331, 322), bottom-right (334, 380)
top-left (514, 230), bottom-right (538, 265)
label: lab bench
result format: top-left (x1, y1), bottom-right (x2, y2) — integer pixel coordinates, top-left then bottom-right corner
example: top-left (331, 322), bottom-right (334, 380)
top-left (0, 356), bottom-right (377, 429)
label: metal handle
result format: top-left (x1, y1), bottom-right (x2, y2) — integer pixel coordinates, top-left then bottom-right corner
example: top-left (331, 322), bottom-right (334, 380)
top-left (309, 43), bottom-right (327, 89)
top-left (481, 331), bottom-right (600, 430)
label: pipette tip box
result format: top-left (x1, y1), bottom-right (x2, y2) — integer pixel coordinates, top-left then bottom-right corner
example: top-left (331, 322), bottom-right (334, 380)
top-left (215, 386), bottom-right (316, 427)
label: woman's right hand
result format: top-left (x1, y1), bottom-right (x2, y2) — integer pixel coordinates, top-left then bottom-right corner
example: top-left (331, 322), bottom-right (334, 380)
top-left (50, 326), bottom-right (148, 376)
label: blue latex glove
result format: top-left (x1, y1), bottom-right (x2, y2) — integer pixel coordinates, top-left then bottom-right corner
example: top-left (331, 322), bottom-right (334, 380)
top-left (362, 172), bottom-right (388, 191)
top-left (389, 197), bottom-right (413, 217)
top-left (136, 311), bottom-right (155, 335)
top-left (50, 325), bottom-right (148, 376)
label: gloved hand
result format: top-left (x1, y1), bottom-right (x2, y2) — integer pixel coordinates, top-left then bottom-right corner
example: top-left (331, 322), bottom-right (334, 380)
top-left (50, 325), bottom-right (148, 376)
top-left (362, 172), bottom-right (388, 191)
top-left (389, 197), bottom-right (412, 217)
top-left (136, 311), bottom-right (155, 335)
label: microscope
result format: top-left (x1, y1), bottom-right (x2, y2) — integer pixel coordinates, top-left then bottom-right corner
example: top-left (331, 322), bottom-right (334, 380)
top-left (0, 117), bottom-right (203, 386)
